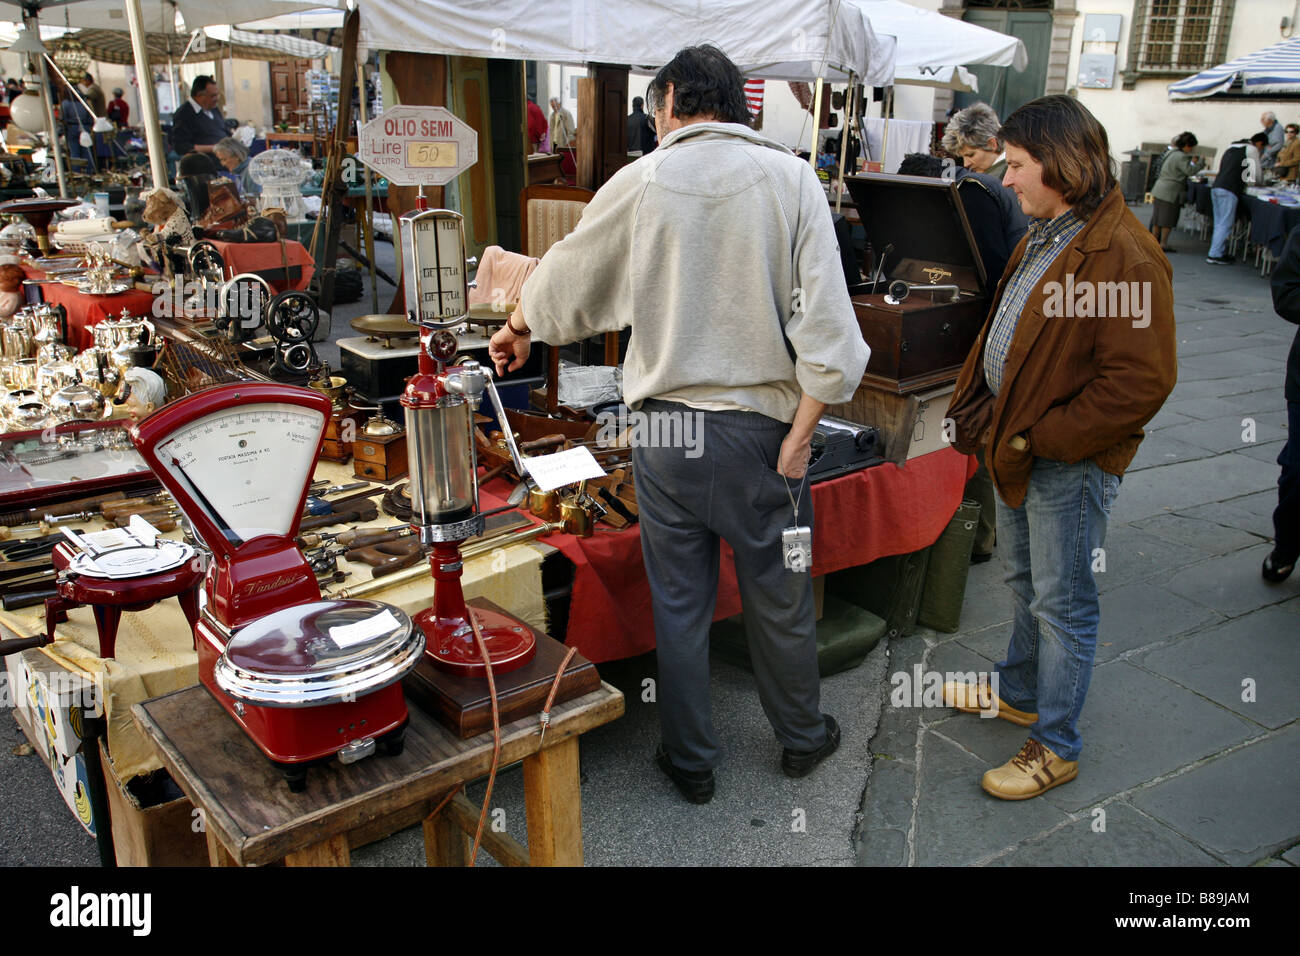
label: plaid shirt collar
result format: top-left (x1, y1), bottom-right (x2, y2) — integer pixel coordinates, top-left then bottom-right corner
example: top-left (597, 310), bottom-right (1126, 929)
top-left (1024, 208), bottom-right (1085, 250)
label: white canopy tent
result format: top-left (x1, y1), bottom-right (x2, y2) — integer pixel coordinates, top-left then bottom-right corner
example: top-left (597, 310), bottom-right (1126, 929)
top-left (357, 0), bottom-right (895, 87)
top-left (853, 0), bottom-right (1027, 78)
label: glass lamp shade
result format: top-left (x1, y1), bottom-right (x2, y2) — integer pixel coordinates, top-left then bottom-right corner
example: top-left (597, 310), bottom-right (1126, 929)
top-left (51, 39), bottom-right (92, 81)
top-left (10, 90), bottom-right (45, 132)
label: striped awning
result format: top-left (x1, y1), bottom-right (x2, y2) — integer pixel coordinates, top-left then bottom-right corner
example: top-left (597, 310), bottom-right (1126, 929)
top-left (1169, 36), bottom-right (1300, 100)
top-left (68, 26), bottom-right (332, 65)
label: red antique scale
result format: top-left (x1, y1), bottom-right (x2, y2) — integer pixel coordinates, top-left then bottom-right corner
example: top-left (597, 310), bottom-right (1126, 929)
top-left (131, 383), bottom-right (424, 791)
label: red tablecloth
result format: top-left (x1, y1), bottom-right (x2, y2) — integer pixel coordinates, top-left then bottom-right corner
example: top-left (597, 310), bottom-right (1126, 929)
top-left (534, 446), bottom-right (977, 663)
top-left (205, 239), bottom-right (313, 293)
top-left (23, 266), bottom-right (157, 351)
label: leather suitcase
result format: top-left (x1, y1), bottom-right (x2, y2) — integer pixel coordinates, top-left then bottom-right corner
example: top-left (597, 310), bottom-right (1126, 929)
top-left (917, 499), bottom-right (981, 633)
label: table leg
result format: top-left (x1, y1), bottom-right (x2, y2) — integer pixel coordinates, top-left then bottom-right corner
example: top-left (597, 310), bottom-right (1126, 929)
top-left (423, 806), bottom-right (471, 867)
top-left (284, 833), bottom-right (350, 867)
top-left (206, 829), bottom-right (238, 867)
top-left (522, 735), bottom-right (583, 866)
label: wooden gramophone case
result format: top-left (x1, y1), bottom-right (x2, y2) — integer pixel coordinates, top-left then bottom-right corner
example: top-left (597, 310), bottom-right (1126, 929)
top-left (844, 173), bottom-right (991, 394)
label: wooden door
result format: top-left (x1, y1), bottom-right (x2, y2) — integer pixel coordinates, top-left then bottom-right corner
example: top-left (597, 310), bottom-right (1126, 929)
top-left (956, 10), bottom-right (1052, 118)
top-left (593, 65), bottom-right (628, 185)
top-left (269, 59), bottom-right (311, 126)
top-left (449, 56), bottom-right (499, 262)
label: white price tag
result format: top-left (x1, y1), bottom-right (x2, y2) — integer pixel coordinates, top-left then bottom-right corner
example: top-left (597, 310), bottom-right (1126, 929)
top-left (329, 608), bottom-right (401, 649)
top-left (522, 447), bottom-right (605, 492)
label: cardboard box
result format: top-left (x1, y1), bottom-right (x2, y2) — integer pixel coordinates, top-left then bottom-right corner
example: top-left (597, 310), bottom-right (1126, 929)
top-left (5, 650), bottom-right (102, 837)
top-left (99, 740), bottom-right (208, 867)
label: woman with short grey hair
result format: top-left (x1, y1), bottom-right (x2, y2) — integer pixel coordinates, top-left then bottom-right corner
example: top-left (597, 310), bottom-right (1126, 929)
top-left (942, 103), bottom-right (1007, 178)
top-left (213, 137), bottom-right (259, 198)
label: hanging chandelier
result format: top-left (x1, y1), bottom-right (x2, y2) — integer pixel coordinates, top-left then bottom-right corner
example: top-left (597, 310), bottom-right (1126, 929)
top-left (51, 36), bottom-right (92, 81)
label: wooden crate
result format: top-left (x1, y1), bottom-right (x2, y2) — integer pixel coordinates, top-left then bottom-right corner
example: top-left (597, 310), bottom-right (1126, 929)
top-left (99, 739), bottom-right (208, 867)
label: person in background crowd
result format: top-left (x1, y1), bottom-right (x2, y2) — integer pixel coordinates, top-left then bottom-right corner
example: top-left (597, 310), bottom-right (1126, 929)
top-left (1261, 110), bottom-right (1285, 171)
top-left (169, 75), bottom-right (226, 156)
top-left (5, 78), bottom-right (23, 104)
top-left (1264, 225), bottom-right (1300, 585)
top-left (942, 102), bottom-right (1007, 179)
top-left (491, 44), bottom-right (869, 804)
top-left (526, 98), bottom-right (547, 153)
top-left (1207, 132), bottom-right (1268, 265)
top-left (106, 88), bottom-right (130, 129)
top-left (213, 137), bottom-right (259, 198)
top-left (1275, 123), bottom-right (1300, 183)
top-left (1149, 131), bottom-right (1202, 253)
top-left (80, 72), bottom-right (106, 118)
top-left (945, 95), bottom-right (1177, 801)
top-left (60, 83), bottom-right (96, 173)
top-left (627, 95), bottom-right (654, 156)
top-left (549, 96), bottom-right (576, 152)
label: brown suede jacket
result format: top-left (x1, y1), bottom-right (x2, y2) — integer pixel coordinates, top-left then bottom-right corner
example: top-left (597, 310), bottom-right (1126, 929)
top-left (946, 186), bottom-right (1178, 508)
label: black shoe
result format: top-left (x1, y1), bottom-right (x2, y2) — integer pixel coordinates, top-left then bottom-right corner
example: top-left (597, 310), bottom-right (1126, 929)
top-left (1262, 550), bottom-right (1296, 584)
top-left (1205, 255), bottom-right (1233, 265)
top-left (782, 714), bottom-right (841, 778)
top-left (971, 551), bottom-right (994, 565)
top-left (655, 745), bottom-right (714, 804)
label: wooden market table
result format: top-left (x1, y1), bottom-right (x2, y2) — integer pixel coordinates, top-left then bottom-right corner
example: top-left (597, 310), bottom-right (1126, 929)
top-left (133, 680), bottom-right (624, 867)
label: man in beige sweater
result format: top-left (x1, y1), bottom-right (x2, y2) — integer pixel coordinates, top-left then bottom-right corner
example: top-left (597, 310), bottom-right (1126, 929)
top-left (490, 45), bottom-right (869, 804)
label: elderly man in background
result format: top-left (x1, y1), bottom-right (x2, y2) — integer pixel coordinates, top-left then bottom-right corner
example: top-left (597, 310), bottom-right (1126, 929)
top-left (549, 96), bottom-right (575, 152)
top-left (943, 102), bottom-right (1007, 179)
top-left (945, 95), bottom-right (1177, 800)
top-left (169, 76), bottom-right (226, 156)
top-left (1262, 110), bottom-right (1285, 171)
top-left (214, 137), bottom-right (259, 198)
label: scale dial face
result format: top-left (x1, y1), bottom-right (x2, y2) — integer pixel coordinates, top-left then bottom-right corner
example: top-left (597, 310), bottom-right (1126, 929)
top-left (151, 402), bottom-right (325, 546)
top-left (401, 209), bottom-right (467, 328)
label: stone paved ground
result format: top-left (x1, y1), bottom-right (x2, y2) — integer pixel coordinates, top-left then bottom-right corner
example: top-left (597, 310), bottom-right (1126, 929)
top-left (855, 211), bottom-right (1300, 867)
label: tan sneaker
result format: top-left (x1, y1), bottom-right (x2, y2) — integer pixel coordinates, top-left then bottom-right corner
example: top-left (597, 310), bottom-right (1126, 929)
top-left (941, 678), bottom-right (1038, 727)
top-left (982, 738), bottom-right (1078, 800)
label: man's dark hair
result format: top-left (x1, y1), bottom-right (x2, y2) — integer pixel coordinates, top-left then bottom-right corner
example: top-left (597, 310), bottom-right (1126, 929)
top-left (897, 153), bottom-right (946, 178)
top-left (632, 96), bottom-right (644, 111)
top-left (190, 75), bottom-right (216, 98)
top-left (648, 44), bottom-right (751, 127)
top-left (1251, 132), bottom-right (1270, 146)
top-left (999, 95), bottom-right (1116, 219)
top-left (1173, 131), bottom-right (1198, 149)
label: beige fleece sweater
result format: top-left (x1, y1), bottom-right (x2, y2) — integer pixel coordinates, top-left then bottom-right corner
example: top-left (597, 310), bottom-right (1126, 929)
top-left (519, 121), bottom-right (870, 423)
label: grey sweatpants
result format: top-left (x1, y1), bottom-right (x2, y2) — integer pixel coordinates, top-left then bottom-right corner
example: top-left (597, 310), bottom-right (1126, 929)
top-left (632, 399), bottom-right (827, 773)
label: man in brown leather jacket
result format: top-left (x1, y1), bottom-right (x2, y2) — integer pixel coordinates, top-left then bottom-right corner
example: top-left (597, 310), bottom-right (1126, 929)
top-left (943, 96), bottom-right (1177, 800)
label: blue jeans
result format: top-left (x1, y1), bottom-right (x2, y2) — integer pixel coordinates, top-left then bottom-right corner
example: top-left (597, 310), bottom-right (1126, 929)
top-left (994, 458), bottom-right (1120, 762)
top-left (1208, 187), bottom-right (1238, 258)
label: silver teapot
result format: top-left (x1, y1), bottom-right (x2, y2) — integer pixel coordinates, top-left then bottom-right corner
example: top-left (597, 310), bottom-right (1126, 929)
top-left (49, 384), bottom-right (107, 423)
top-left (2, 388), bottom-right (39, 424)
top-left (36, 360), bottom-right (77, 401)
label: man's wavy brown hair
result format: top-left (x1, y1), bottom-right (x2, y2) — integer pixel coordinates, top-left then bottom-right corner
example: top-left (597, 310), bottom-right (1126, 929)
top-left (999, 95), bottom-right (1117, 219)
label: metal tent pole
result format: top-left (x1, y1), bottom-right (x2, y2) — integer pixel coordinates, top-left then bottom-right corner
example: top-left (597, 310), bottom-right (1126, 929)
top-left (21, 11), bottom-right (68, 197)
top-left (125, 0), bottom-right (170, 187)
